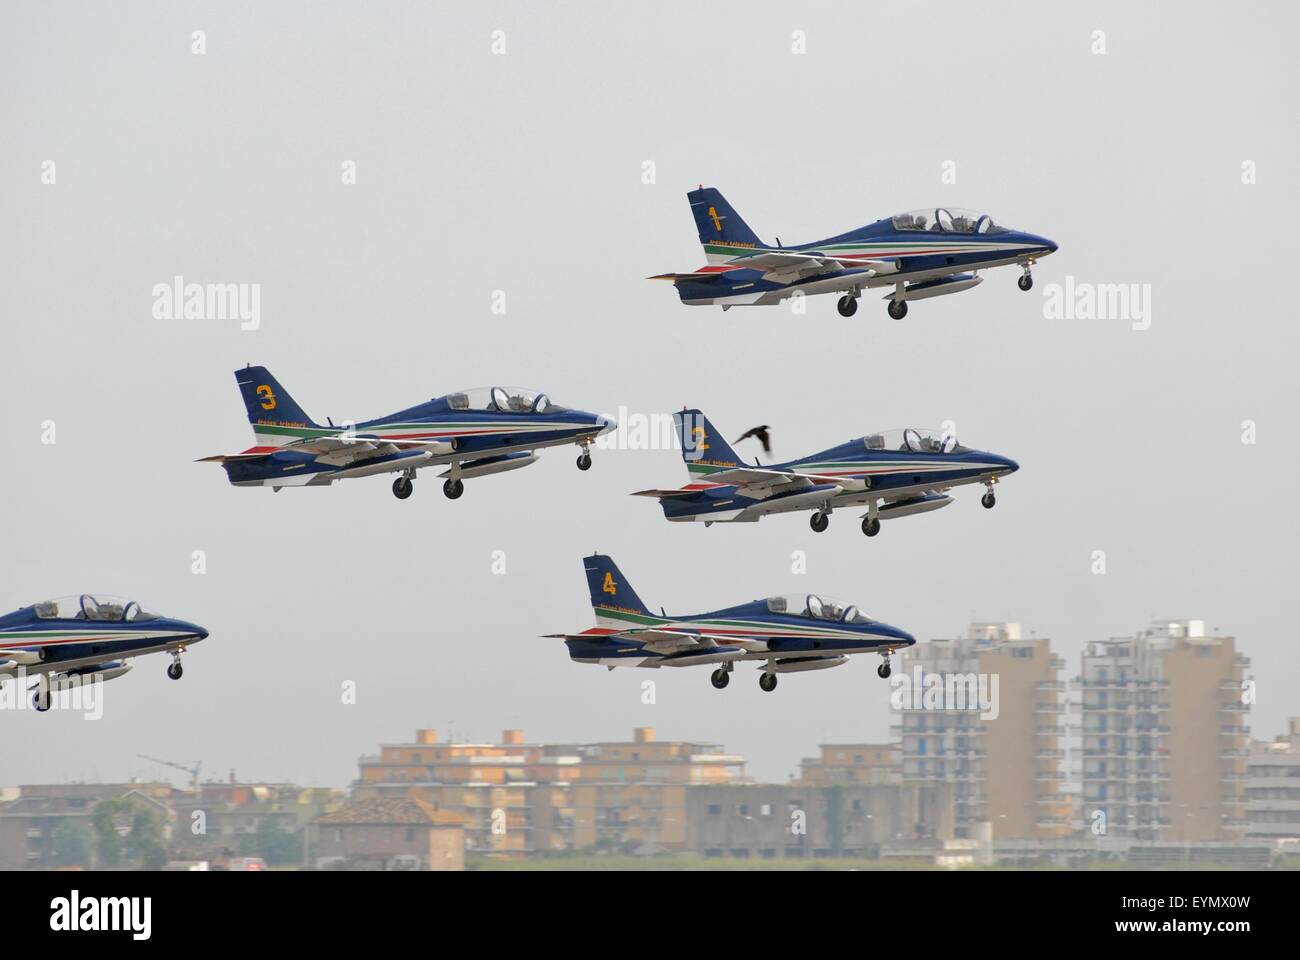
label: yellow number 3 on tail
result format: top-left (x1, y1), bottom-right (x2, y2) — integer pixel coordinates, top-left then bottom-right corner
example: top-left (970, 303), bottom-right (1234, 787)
top-left (256, 385), bottom-right (276, 411)
top-left (602, 573), bottom-right (617, 596)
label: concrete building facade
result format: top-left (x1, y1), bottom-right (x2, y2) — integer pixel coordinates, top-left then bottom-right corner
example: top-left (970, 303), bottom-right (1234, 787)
top-left (1079, 620), bottom-right (1251, 841)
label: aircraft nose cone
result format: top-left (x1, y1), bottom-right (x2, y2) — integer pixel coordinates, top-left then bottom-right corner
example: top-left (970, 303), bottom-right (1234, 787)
top-left (999, 455), bottom-right (1020, 474)
top-left (1039, 236), bottom-right (1058, 255)
top-left (188, 623), bottom-right (209, 641)
top-left (881, 624), bottom-right (915, 647)
top-left (595, 414), bottom-right (616, 436)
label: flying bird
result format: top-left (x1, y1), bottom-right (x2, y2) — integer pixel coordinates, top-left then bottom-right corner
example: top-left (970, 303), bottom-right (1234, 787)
top-left (734, 425), bottom-right (772, 454)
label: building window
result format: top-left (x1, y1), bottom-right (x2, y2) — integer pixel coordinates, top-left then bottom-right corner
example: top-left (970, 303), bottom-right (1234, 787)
top-left (760, 804), bottom-right (772, 817)
top-left (405, 828), bottom-right (415, 842)
top-left (707, 804), bottom-right (721, 816)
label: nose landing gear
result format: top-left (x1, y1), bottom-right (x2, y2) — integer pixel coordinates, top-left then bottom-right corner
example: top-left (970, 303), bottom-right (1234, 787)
top-left (981, 479), bottom-right (997, 509)
top-left (1018, 262), bottom-right (1034, 291)
top-left (167, 648), bottom-right (185, 680)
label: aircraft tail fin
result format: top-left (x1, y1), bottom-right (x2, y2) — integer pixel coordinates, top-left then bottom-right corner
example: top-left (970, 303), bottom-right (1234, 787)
top-left (234, 365), bottom-right (322, 447)
top-left (584, 554), bottom-right (651, 618)
top-left (673, 409), bottom-right (742, 481)
top-left (688, 187), bottom-right (768, 253)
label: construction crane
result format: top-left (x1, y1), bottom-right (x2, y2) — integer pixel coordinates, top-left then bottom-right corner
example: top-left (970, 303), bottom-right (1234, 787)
top-left (138, 754), bottom-right (202, 792)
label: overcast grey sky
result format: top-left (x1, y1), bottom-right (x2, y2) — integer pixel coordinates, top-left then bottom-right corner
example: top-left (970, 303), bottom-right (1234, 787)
top-left (2, 1), bottom-right (1296, 785)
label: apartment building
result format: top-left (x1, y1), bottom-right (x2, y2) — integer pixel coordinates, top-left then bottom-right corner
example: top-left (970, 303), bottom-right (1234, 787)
top-left (685, 782), bottom-right (954, 858)
top-left (796, 744), bottom-right (901, 785)
top-left (895, 622), bottom-right (1071, 840)
top-left (1246, 717), bottom-right (1300, 843)
top-left (355, 727), bottom-right (745, 854)
top-left (1079, 619), bottom-right (1251, 841)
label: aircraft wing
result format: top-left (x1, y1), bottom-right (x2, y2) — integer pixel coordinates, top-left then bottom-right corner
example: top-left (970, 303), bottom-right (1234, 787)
top-left (701, 466), bottom-right (842, 499)
top-left (199, 436), bottom-right (454, 468)
top-left (540, 629), bottom-right (716, 655)
top-left (0, 648), bottom-right (44, 673)
top-left (613, 629), bottom-right (721, 655)
top-left (724, 251), bottom-right (846, 283)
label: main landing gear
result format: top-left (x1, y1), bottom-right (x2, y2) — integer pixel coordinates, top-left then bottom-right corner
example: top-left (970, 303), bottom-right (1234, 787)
top-left (836, 294), bottom-right (858, 318)
top-left (31, 680), bottom-right (51, 712)
top-left (810, 511), bottom-right (830, 533)
top-left (443, 478), bottom-right (464, 500)
top-left (862, 500), bottom-right (881, 537)
top-left (759, 672), bottom-right (778, 693)
top-left (392, 476), bottom-right (414, 499)
top-left (1018, 264), bottom-right (1034, 292)
top-left (710, 667), bottom-right (730, 690)
top-left (887, 299), bottom-right (908, 320)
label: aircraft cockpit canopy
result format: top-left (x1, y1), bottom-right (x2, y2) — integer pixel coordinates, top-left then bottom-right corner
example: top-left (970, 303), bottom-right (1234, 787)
top-left (891, 208), bottom-right (1008, 235)
top-left (766, 594), bottom-right (873, 624)
top-left (444, 387), bottom-right (560, 414)
top-left (862, 427), bottom-right (967, 455)
top-left (33, 595), bottom-right (158, 622)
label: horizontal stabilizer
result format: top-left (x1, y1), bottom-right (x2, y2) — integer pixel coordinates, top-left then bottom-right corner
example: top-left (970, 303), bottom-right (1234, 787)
top-left (630, 488), bottom-right (700, 499)
top-left (647, 270), bottom-right (727, 283)
top-left (196, 446), bottom-right (279, 463)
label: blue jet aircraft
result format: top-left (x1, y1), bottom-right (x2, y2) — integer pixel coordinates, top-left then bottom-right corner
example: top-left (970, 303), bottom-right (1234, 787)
top-left (652, 186), bottom-right (1058, 318)
top-left (0, 595), bottom-right (209, 711)
top-left (202, 366), bottom-right (613, 499)
top-left (546, 555), bottom-right (915, 692)
top-left (634, 410), bottom-right (1019, 537)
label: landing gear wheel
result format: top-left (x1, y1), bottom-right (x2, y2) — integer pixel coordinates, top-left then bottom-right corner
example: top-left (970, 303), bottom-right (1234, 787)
top-left (710, 668), bottom-right (730, 690)
top-left (759, 673), bottom-right (778, 693)
top-left (887, 299), bottom-right (908, 320)
top-left (862, 516), bottom-right (881, 537)
top-left (809, 511), bottom-right (829, 533)
top-left (167, 662), bottom-right (183, 680)
top-left (576, 453), bottom-right (592, 471)
top-left (392, 477), bottom-right (413, 500)
top-left (877, 661), bottom-right (892, 679)
top-left (981, 491), bottom-right (996, 509)
top-left (32, 690), bottom-right (51, 712)
top-left (443, 478), bottom-right (464, 500)
top-left (837, 295), bottom-right (858, 318)
top-left (1018, 274), bottom-right (1033, 292)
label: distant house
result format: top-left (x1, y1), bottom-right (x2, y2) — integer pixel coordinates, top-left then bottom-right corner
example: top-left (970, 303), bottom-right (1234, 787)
top-left (313, 797), bottom-right (465, 871)
top-left (0, 782), bottom-right (174, 870)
